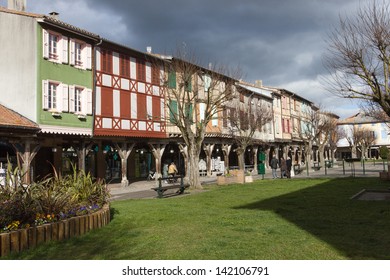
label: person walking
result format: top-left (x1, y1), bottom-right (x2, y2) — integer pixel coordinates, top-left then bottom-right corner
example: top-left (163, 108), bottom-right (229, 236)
top-left (270, 155), bottom-right (279, 179)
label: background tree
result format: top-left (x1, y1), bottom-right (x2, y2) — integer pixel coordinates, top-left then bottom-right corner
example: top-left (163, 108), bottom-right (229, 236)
top-left (324, 0), bottom-right (390, 118)
top-left (227, 90), bottom-right (273, 171)
top-left (299, 108), bottom-right (316, 173)
top-left (344, 125), bottom-right (365, 158)
top-left (159, 47), bottom-right (239, 189)
top-left (316, 112), bottom-right (339, 167)
top-left (329, 125), bottom-right (346, 162)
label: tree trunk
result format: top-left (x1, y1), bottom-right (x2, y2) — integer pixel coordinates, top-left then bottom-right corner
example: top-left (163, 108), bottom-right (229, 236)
top-left (188, 144), bottom-right (202, 189)
top-left (318, 145), bottom-right (326, 168)
top-left (236, 146), bottom-right (246, 171)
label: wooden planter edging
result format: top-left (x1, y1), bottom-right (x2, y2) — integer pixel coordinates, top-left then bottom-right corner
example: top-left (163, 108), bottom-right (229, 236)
top-left (0, 204), bottom-right (110, 258)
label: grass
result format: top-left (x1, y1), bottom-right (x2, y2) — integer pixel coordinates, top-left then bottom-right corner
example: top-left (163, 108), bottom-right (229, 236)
top-left (3, 177), bottom-right (390, 260)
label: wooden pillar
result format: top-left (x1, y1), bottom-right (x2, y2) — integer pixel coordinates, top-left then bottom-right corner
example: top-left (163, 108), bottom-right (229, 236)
top-left (114, 143), bottom-right (134, 187)
top-left (149, 143), bottom-right (166, 180)
top-left (203, 143), bottom-right (215, 177)
top-left (12, 140), bottom-right (40, 185)
top-left (76, 142), bottom-right (94, 172)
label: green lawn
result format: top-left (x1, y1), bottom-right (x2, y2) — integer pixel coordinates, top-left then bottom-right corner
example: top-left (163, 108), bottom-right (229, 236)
top-left (4, 177), bottom-right (390, 260)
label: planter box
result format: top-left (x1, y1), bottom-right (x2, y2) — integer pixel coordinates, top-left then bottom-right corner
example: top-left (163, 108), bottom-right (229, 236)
top-left (0, 204), bottom-right (111, 258)
top-left (217, 176), bottom-right (237, 185)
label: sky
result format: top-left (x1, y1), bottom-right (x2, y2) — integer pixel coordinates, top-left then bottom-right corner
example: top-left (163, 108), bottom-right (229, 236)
top-left (1, 0), bottom-right (374, 119)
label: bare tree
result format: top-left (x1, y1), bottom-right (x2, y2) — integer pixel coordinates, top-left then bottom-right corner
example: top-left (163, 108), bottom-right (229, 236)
top-left (355, 127), bottom-right (376, 158)
top-left (324, 0), bottom-right (390, 117)
top-left (344, 126), bottom-right (365, 158)
top-left (329, 125), bottom-right (345, 161)
top-left (157, 47), bottom-right (239, 189)
top-left (227, 90), bottom-right (273, 171)
top-left (317, 112), bottom-right (339, 167)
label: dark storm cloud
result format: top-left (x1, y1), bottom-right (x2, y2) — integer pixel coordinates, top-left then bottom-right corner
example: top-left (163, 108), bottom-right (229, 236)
top-left (24, 0), bottom-right (371, 118)
top-left (80, 0), bottom-right (350, 81)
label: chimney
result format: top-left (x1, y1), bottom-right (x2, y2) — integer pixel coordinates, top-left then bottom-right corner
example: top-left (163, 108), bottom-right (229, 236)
top-left (255, 80), bottom-right (263, 87)
top-left (146, 46), bottom-right (152, 54)
top-left (48, 12), bottom-right (59, 19)
top-left (7, 0), bottom-right (26, 11)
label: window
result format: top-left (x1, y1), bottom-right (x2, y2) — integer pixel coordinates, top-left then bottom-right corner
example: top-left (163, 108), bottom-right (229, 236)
top-left (48, 82), bottom-right (58, 110)
top-left (49, 34), bottom-right (59, 59)
top-left (42, 80), bottom-right (92, 115)
top-left (74, 88), bottom-right (82, 113)
top-left (74, 42), bottom-right (82, 66)
top-left (70, 39), bottom-right (92, 70)
top-left (42, 80), bottom-right (67, 112)
top-left (43, 29), bottom-right (68, 64)
top-left (69, 85), bottom-right (93, 115)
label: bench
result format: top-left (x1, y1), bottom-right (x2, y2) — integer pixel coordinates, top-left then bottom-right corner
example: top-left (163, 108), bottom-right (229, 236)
top-left (151, 176), bottom-right (190, 198)
top-left (313, 162), bottom-right (321, 171)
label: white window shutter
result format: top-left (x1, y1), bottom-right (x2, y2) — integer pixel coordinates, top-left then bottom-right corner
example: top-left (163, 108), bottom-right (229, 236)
top-left (85, 44), bottom-right (92, 70)
top-left (70, 39), bottom-right (75, 66)
top-left (160, 99), bottom-right (165, 119)
top-left (56, 84), bottom-right (63, 112)
top-left (62, 36), bottom-right (68, 64)
top-left (199, 103), bottom-right (206, 121)
top-left (42, 80), bottom-right (49, 109)
top-left (212, 111), bottom-right (218, 126)
top-left (146, 62), bottom-right (152, 83)
top-left (43, 30), bottom-right (49, 59)
top-left (62, 84), bottom-right (69, 112)
top-left (86, 88), bottom-right (93, 115)
top-left (69, 85), bottom-right (75, 113)
top-left (147, 95), bottom-right (152, 119)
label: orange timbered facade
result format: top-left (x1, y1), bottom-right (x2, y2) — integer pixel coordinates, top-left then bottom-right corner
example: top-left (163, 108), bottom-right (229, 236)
top-left (94, 44), bottom-right (166, 138)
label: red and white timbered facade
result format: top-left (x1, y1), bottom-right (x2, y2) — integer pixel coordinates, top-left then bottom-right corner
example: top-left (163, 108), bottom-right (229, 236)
top-left (94, 46), bottom-right (166, 138)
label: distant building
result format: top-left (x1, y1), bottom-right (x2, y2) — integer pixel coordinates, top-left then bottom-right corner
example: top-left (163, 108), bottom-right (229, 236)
top-left (337, 112), bottom-right (390, 159)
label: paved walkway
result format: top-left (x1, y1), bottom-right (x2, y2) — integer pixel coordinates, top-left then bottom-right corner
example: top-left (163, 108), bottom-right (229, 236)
top-left (108, 161), bottom-right (386, 201)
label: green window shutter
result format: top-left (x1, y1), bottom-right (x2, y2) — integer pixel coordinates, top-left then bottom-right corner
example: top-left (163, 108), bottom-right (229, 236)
top-left (186, 79), bottom-right (192, 92)
top-left (185, 104), bottom-right (193, 123)
top-left (168, 71), bottom-right (176, 89)
top-left (169, 100), bottom-right (178, 123)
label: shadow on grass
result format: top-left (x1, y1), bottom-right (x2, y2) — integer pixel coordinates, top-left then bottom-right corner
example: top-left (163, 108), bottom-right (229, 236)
top-left (234, 177), bottom-right (390, 259)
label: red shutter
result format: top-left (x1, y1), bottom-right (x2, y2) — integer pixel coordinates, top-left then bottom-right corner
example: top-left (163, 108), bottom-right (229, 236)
top-left (101, 87), bottom-right (113, 116)
top-left (152, 65), bottom-right (160, 85)
top-left (137, 60), bottom-right (145, 81)
top-left (102, 50), bottom-right (112, 73)
top-left (152, 96), bottom-right (160, 120)
top-left (120, 91), bottom-right (130, 118)
top-left (137, 94), bottom-right (147, 120)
